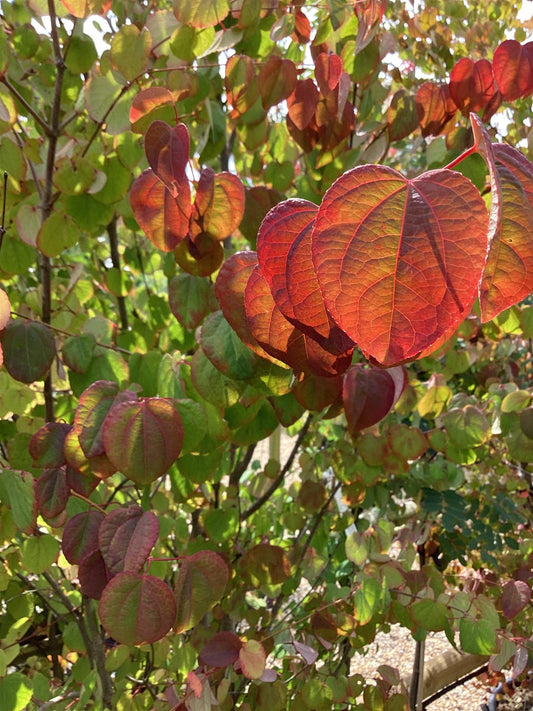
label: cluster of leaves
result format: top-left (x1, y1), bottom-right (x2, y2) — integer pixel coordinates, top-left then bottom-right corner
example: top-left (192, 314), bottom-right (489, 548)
top-left (0, 0), bottom-right (532, 710)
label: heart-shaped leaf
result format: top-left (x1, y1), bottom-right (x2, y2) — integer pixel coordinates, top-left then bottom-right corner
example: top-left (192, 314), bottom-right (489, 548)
top-left (103, 398), bottom-right (184, 484)
top-left (239, 639), bottom-right (266, 680)
top-left (62, 510), bottom-right (105, 565)
top-left (78, 550), bottom-right (111, 600)
top-left (198, 631), bottom-right (242, 667)
top-left (314, 53), bottom-right (343, 95)
top-left (0, 469), bottom-right (37, 534)
top-left (174, 550), bottom-right (229, 633)
top-left (130, 169), bottom-right (191, 251)
top-left (501, 579), bottom-right (531, 619)
top-left (1, 319), bottom-right (55, 383)
top-left (190, 168), bottom-right (245, 241)
top-left (449, 58), bottom-right (498, 115)
top-left (416, 82), bottom-right (457, 137)
top-left (35, 467), bottom-right (69, 520)
top-left (492, 40), bottom-right (533, 102)
top-left (199, 311), bottom-right (258, 380)
top-left (343, 364), bottom-right (407, 435)
top-left (29, 422), bottom-right (71, 468)
top-left (73, 381), bottom-right (137, 459)
top-left (258, 56), bottom-right (297, 109)
top-left (99, 505), bottom-right (159, 576)
top-left (168, 273), bottom-right (213, 331)
top-left (312, 165), bottom-right (489, 365)
top-left (99, 572), bottom-right (176, 645)
top-left (144, 121), bottom-right (189, 197)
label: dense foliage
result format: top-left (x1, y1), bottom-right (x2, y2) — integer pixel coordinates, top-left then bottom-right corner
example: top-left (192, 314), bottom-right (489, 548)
top-left (0, 0), bottom-right (532, 709)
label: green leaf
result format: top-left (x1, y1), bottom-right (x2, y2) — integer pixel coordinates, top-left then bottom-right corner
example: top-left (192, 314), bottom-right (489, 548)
top-left (239, 639), bottom-right (266, 680)
top-left (110, 25), bottom-right (152, 81)
top-left (410, 598), bottom-right (447, 632)
top-left (168, 273), bottom-right (213, 331)
top-left (200, 311), bottom-right (258, 380)
top-left (37, 210), bottom-right (80, 257)
top-left (174, 551), bottom-right (229, 633)
top-left (1, 319), bottom-right (55, 383)
top-left (442, 405), bottom-right (489, 448)
top-left (459, 617), bottom-right (498, 655)
top-left (64, 33), bottom-right (98, 73)
top-left (20, 534), bottom-right (60, 574)
top-left (0, 673), bottom-right (33, 711)
top-left (0, 469), bottom-right (36, 533)
top-left (173, 0), bottom-right (230, 28)
top-left (62, 334), bottom-right (96, 373)
top-left (354, 577), bottom-right (381, 625)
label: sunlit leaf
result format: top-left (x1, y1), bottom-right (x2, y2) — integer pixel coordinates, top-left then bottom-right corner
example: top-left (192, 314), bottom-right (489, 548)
top-left (258, 56), bottom-right (297, 109)
top-left (314, 53), bottom-right (343, 95)
top-left (144, 121), bottom-right (189, 198)
top-left (21, 534), bottom-right (60, 574)
top-left (110, 25), bottom-right (152, 81)
top-left (102, 398), bottom-right (184, 484)
top-left (355, 0), bottom-right (387, 53)
top-left (238, 543), bottom-right (291, 588)
top-left (312, 165), bottom-right (489, 365)
top-left (492, 39), bottom-right (533, 101)
top-left (59, 0), bottom-right (111, 18)
top-left (0, 469), bottom-right (37, 534)
top-left (239, 639), bottom-right (266, 680)
top-left (174, 550), bottom-right (229, 633)
top-left (173, 0), bottom-right (230, 28)
top-left (387, 89), bottom-right (420, 142)
top-left (287, 79), bottom-right (319, 131)
top-left (449, 58), bottom-right (498, 115)
top-left (459, 617), bottom-right (497, 655)
top-left (99, 572), bottom-right (176, 645)
top-left (416, 82), bottom-right (457, 137)
top-left (199, 311), bottom-right (258, 380)
top-left (190, 168), bottom-right (245, 241)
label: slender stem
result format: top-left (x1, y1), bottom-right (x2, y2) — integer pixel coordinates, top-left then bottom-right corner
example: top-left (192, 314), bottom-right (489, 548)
top-left (0, 171), bottom-right (7, 254)
top-left (107, 215), bottom-right (129, 331)
top-left (85, 597), bottom-right (114, 709)
top-left (242, 414), bottom-right (313, 520)
top-left (443, 144), bottom-right (476, 171)
top-left (0, 76), bottom-right (51, 134)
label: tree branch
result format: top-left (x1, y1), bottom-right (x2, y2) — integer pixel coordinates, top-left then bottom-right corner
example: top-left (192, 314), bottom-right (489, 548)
top-left (242, 414), bottom-right (313, 520)
top-left (107, 215), bottom-right (129, 331)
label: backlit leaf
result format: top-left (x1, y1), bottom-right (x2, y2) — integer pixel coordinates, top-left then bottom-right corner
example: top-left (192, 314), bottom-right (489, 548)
top-left (144, 121), bottom-right (189, 198)
top-left (416, 83), bottom-right (457, 137)
top-left (21, 534), bottom-right (60, 574)
top-left (287, 79), bottom-right (319, 131)
top-left (130, 169), bottom-right (190, 251)
top-left (110, 25), bottom-right (152, 81)
top-left (387, 89), bottom-right (419, 142)
top-left (1, 319), bottom-right (55, 383)
top-left (62, 510), bottom-right (105, 565)
top-left (258, 56), bottom-right (297, 109)
top-left (129, 87), bottom-right (175, 129)
top-left (60, 0), bottom-right (111, 18)
top-left (99, 572), bottom-right (176, 645)
top-left (492, 40), bottom-right (533, 101)
top-left (99, 505), bottom-right (159, 575)
top-left (312, 165), bottom-right (489, 365)
top-left (449, 58), bottom-right (498, 115)
top-left (0, 673), bottom-right (33, 711)
top-left (314, 53), bottom-right (343, 95)
top-left (0, 289), bottom-right (10, 331)
top-left (355, 0), bottom-right (387, 53)
top-left (200, 311), bottom-right (258, 380)
top-left (501, 580), bottom-right (531, 619)
top-left (173, 0), bottom-right (230, 28)
top-left (102, 398), bottom-right (184, 485)
top-left (239, 544), bottom-right (291, 588)
top-left (354, 577), bottom-right (381, 624)
top-left (168, 273), bottom-right (212, 331)
top-left (190, 168), bottom-right (245, 241)
top-left (174, 550), bottom-right (229, 633)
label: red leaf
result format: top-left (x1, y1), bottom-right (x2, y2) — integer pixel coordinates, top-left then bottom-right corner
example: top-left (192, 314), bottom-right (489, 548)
top-left (416, 83), bottom-right (457, 137)
top-left (198, 631), bottom-right (242, 667)
top-left (314, 53), bottom-right (343, 95)
top-left (129, 87), bottom-right (175, 126)
top-left (78, 550), bottom-right (111, 600)
top-left (387, 89), bottom-right (419, 142)
top-left (66, 466), bottom-right (99, 498)
top-left (355, 0), bottom-right (387, 53)
top-left (493, 40), bottom-right (533, 101)
top-left (99, 572), bottom-right (176, 645)
top-left (256, 199), bottom-right (354, 355)
top-left (258, 56), bottom-right (297, 109)
top-left (343, 364), bottom-right (406, 435)
top-left (244, 264), bottom-right (351, 376)
top-left (102, 398), bottom-right (184, 485)
top-left (190, 168), bottom-right (245, 241)
top-left (292, 373), bottom-right (343, 413)
top-left (225, 54), bottom-right (260, 118)
top-left (311, 164), bottom-right (489, 365)
top-left (293, 9), bottom-right (311, 44)
top-left (29, 422), bottom-right (71, 468)
top-left (479, 143), bottom-right (533, 320)
top-left (449, 58), bottom-right (498, 115)
top-left (62, 510), bottom-right (105, 565)
top-left (35, 467), bottom-right (69, 520)
top-left (287, 79), bottom-right (320, 131)
top-left (130, 169), bottom-right (191, 251)
top-left (144, 121), bottom-right (189, 198)
top-left (99, 505), bottom-right (159, 576)
top-left (501, 579), bottom-right (531, 619)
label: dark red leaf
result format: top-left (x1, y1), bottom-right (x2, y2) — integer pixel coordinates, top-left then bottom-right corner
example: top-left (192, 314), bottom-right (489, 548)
top-left (62, 510), bottom-right (105, 565)
top-left (190, 168), bottom-right (245, 241)
top-left (311, 164), bottom-right (489, 365)
top-left (292, 373), bottom-right (344, 413)
top-left (29, 422), bottom-right (71, 468)
top-left (355, 0), bottom-right (387, 53)
top-left (0, 319), bottom-right (55, 383)
top-left (343, 364), bottom-right (406, 435)
top-left (35, 467), bottom-right (69, 519)
top-left (99, 505), bottom-right (159, 576)
top-left (78, 550), bottom-right (111, 600)
top-left (287, 79), bottom-right (320, 131)
top-left (493, 40), bottom-right (533, 101)
top-left (174, 550), bottom-right (229, 633)
top-left (449, 58), bottom-right (498, 115)
top-left (130, 169), bottom-right (191, 251)
top-left (66, 465), bottom-right (99, 498)
top-left (144, 121), bottom-right (189, 197)
top-left (198, 632), bottom-right (242, 667)
top-left (501, 579), bottom-right (531, 619)
top-left (99, 572), bottom-right (176, 645)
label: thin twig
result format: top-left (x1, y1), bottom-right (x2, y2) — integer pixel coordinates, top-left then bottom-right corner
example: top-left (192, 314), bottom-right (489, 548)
top-left (0, 171), bottom-right (7, 254)
top-left (0, 76), bottom-right (50, 134)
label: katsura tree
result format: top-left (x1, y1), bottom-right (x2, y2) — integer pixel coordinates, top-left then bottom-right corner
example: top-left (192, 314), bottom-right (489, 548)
top-left (0, 0), bottom-right (532, 709)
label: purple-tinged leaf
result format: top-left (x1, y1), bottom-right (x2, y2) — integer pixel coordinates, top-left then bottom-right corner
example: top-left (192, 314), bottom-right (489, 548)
top-left (168, 273), bottom-right (213, 331)
top-left (198, 631), bottom-right (242, 667)
top-left (99, 572), bottom-right (176, 645)
top-left (144, 121), bottom-right (189, 197)
top-left (293, 640), bottom-right (318, 665)
top-left (29, 422), bottom-right (71, 468)
top-left (102, 398), bottom-right (184, 485)
top-left (35, 467), bottom-right (69, 520)
top-left (343, 365), bottom-right (406, 435)
top-left (501, 579), bottom-right (531, 619)
top-left (98, 505), bottom-right (159, 576)
top-left (62, 510), bottom-right (105, 565)
top-left (0, 319), bottom-right (55, 383)
top-left (78, 550), bottom-right (111, 600)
